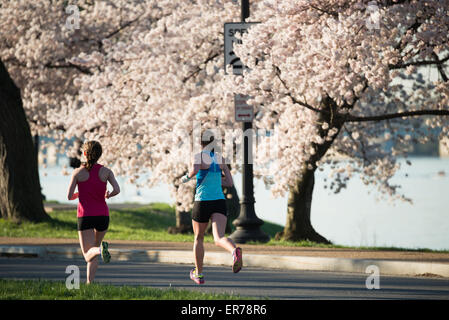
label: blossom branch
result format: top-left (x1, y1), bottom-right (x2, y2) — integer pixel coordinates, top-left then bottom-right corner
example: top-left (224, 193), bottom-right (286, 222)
top-left (273, 65), bottom-right (324, 114)
top-left (388, 54), bottom-right (449, 71)
top-left (432, 52), bottom-right (448, 82)
top-left (182, 50), bottom-right (220, 83)
top-left (344, 109), bottom-right (449, 123)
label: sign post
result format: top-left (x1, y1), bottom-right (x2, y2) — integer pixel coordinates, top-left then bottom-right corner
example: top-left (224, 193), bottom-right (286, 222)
top-left (226, 0), bottom-right (269, 244)
top-left (234, 94), bottom-right (253, 122)
top-left (224, 22), bottom-right (258, 76)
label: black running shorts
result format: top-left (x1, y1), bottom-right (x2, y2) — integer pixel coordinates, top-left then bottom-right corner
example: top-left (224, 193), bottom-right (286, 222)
top-left (77, 216), bottom-right (109, 232)
top-left (192, 199), bottom-right (227, 223)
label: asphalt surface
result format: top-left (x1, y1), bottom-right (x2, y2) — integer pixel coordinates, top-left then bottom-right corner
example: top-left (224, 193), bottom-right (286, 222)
top-left (1, 257), bottom-right (448, 300)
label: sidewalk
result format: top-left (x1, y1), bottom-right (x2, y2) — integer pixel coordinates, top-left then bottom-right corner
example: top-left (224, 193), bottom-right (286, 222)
top-left (1, 237), bottom-right (449, 278)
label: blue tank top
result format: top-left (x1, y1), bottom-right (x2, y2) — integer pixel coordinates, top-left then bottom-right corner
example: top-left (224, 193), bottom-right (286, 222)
top-left (194, 152), bottom-right (225, 201)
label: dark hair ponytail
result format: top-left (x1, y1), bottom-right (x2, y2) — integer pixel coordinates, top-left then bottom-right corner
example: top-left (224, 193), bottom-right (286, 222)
top-left (82, 140), bottom-right (102, 171)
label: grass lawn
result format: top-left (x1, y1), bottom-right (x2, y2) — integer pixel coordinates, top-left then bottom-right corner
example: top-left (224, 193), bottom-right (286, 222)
top-left (0, 202), bottom-right (446, 252)
top-left (0, 203), bottom-right (191, 242)
top-left (0, 279), bottom-right (249, 300)
top-left (0, 202), bottom-right (285, 244)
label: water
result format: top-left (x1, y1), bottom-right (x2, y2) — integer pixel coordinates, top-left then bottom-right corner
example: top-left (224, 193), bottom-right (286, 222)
top-left (39, 157), bottom-right (449, 250)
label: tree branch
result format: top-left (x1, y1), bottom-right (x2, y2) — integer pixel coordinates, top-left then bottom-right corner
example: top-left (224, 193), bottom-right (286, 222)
top-left (105, 14), bottom-right (143, 40)
top-left (44, 61), bottom-right (93, 75)
top-left (273, 65), bottom-right (324, 114)
top-left (182, 51), bottom-right (220, 83)
top-left (432, 52), bottom-right (449, 82)
top-left (344, 109), bottom-right (449, 123)
top-left (343, 123), bottom-right (371, 166)
top-left (394, 20), bottom-right (421, 52)
top-left (308, 3), bottom-right (338, 18)
top-left (388, 54), bottom-right (449, 70)
top-left (4, 56), bottom-right (93, 75)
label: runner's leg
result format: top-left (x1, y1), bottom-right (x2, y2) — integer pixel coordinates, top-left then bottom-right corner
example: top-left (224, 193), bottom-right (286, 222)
top-left (211, 213), bottom-right (243, 273)
top-left (211, 213), bottom-right (236, 253)
top-left (78, 229), bottom-right (101, 283)
top-left (87, 229), bottom-right (108, 282)
top-left (192, 220), bottom-right (208, 274)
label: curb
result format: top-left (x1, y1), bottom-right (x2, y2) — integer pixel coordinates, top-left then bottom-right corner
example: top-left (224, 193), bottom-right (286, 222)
top-left (1, 245), bottom-right (448, 278)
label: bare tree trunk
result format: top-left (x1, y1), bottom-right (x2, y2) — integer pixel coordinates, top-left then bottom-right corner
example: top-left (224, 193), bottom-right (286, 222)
top-left (277, 96), bottom-right (343, 244)
top-left (0, 59), bottom-right (49, 222)
top-left (276, 166), bottom-right (331, 244)
top-left (167, 181), bottom-right (193, 234)
top-left (167, 202), bottom-right (193, 234)
top-left (171, 205), bottom-right (193, 234)
top-left (223, 184), bottom-right (240, 232)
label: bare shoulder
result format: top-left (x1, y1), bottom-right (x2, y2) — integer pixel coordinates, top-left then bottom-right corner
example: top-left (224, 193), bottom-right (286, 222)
top-left (72, 166), bottom-right (85, 177)
top-left (99, 165), bottom-right (113, 180)
top-left (72, 166), bottom-right (88, 181)
top-left (100, 165), bottom-right (112, 173)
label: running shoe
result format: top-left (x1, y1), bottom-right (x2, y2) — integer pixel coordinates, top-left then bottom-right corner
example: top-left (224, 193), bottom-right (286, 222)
top-left (232, 247), bottom-right (243, 273)
top-left (190, 268), bottom-right (205, 284)
top-left (100, 241), bottom-right (111, 263)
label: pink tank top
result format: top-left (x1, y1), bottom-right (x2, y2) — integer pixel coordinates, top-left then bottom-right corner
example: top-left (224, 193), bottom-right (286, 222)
top-left (77, 163), bottom-right (109, 218)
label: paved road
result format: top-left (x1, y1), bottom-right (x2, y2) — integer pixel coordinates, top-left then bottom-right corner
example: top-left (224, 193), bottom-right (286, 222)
top-left (1, 257), bottom-right (448, 299)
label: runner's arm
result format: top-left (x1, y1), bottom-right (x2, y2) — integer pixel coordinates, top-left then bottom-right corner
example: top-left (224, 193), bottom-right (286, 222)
top-left (67, 171), bottom-right (78, 200)
top-left (105, 169), bottom-right (120, 199)
top-left (221, 163), bottom-right (233, 187)
top-left (182, 153), bottom-right (202, 182)
top-left (187, 163), bottom-right (201, 179)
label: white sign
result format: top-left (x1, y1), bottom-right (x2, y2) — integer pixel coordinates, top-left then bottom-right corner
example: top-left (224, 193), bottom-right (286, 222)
top-left (224, 22), bottom-right (258, 75)
top-left (235, 94), bottom-right (253, 122)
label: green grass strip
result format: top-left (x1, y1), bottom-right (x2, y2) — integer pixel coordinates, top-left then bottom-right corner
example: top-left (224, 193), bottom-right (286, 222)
top-left (0, 279), bottom-right (250, 300)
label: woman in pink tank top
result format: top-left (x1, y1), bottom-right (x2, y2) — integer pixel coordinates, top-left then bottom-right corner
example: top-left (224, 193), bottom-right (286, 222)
top-left (67, 140), bottom-right (120, 284)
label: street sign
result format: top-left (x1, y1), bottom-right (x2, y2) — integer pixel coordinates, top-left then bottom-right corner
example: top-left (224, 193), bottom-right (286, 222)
top-left (234, 94), bottom-right (253, 122)
top-left (224, 22), bottom-right (258, 75)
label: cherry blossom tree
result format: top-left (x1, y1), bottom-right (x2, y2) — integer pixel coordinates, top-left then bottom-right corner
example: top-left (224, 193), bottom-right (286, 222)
top-left (0, 0), bottom-right (169, 221)
top-left (61, 0), bottom-right (243, 232)
top-left (1, 0), bottom-right (243, 228)
top-left (226, 0), bottom-right (449, 242)
top-left (3, 0), bottom-right (448, 244)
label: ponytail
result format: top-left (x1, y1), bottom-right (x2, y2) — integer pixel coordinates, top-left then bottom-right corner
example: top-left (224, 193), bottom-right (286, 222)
top-left (82, 141), bottom-right (103, 171)
top-left (84, 158), bottom-right (96, 171)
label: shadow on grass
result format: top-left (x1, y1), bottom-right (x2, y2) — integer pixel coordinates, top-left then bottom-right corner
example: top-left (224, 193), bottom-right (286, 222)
top-left (47, 218), bottom-right (77, 231)
top-left (110, 207), bottom-right (176, 232)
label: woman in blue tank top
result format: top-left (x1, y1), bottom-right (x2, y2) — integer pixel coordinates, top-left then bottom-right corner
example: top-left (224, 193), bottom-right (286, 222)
top-left (181, 132), bottom-right (243, 284)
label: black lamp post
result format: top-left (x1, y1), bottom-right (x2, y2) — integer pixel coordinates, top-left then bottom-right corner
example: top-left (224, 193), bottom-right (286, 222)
top-left (229, 0), bottom-right (269, 244)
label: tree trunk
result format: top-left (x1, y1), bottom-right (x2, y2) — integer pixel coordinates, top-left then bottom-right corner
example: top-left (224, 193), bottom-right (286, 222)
top-left (0, 59), bottom-right (49, 222)
top-left (277, 96), bottom-right (343, 244)
top-left (168, 181), bottom-right (193, 234)
top-left (276, 167), bottom-right (331, 244)
top-left (223, 184), bottom-right (240, 232)
top-left (167, 203), bottom-right (193, 234)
